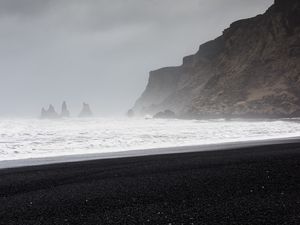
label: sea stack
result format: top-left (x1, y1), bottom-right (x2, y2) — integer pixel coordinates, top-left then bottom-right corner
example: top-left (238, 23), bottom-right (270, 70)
top-left (41, 104), bottom-right (59, 119)
top-left (79, 102), bottom-right (93, 117)
top-left (60, 101), bottom-right (70, 118)
top-left (41, 107), bottom-right (47, 118)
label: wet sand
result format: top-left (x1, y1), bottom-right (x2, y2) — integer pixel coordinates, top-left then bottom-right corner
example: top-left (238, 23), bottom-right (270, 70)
top-left (0, 141), bottom-right (300, 224)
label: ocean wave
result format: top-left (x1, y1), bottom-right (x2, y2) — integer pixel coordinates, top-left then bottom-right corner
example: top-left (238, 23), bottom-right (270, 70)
top-left (0, 117), bottom-right (300, 161)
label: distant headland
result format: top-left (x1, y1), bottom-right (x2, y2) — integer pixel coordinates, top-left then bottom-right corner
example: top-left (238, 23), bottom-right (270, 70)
top-left (40, 102), bottom-right (93, 119)
top-left (130, 0), bottom-right (300, 119)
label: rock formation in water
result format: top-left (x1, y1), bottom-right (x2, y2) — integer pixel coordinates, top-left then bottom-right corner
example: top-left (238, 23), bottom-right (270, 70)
top-left (60, 101), bottom-right (70, 118)
top-left (127, 109), bottom-right (135, 118)
top-left (154, 110), bottom-right (176, 119)
top-left (41, 104), bottom-right (59, 119)
top-left (41, 107), bottom-right (47, 118)
top-left (132, 0), bottom-right (300, 119)
top-left (79, 102), bottom-right (93, 117)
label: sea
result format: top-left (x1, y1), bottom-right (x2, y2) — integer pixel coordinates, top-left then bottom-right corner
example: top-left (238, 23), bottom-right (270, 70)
top-left (1, 117), bottom-right (300, 161)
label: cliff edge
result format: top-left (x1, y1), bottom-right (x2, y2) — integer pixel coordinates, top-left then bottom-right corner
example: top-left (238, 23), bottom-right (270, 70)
top-left (132, 0), bottom-right (300, 119)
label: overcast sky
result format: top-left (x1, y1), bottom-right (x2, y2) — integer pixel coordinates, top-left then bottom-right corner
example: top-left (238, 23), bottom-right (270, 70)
top-left (0, 0), bottom-right (273, 117)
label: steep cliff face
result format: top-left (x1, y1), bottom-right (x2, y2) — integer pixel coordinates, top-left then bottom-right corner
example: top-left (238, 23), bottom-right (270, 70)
top-left (132, 0), bottom-right (300, 118)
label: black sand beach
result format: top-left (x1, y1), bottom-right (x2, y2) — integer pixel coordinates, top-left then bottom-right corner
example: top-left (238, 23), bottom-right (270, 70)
top-left (0, 142), bottom-right (300, 225)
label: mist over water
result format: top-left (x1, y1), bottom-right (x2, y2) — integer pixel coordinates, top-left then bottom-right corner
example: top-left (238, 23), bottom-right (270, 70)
top-left (1, 117), bottom-right (300, 161)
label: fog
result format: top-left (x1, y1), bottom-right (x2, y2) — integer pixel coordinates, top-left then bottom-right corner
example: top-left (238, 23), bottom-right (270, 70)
top-left (0, 0), bottom-right (273, 117)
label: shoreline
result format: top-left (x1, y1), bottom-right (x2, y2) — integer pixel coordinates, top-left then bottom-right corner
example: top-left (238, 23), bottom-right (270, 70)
top-left (0, 140), bottom-right (299, 224)
top-left (1, 136), bottom-right (300, 169)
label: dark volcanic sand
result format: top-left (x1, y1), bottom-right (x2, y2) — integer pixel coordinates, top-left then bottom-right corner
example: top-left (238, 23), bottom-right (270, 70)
top-left (0, 142), bottom-right (300, 225)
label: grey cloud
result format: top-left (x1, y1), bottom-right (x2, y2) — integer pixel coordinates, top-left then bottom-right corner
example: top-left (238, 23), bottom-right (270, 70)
top-left (0, 0), bottom-right (52, 17)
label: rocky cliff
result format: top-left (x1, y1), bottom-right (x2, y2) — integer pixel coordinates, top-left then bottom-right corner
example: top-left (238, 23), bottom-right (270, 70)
top-left (132, 0), bottom-right (300, 119)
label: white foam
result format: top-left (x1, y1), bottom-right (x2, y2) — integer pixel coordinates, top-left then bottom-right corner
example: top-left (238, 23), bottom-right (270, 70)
top-left (1, 117), bottom-right (300, 161)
